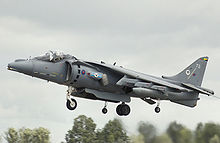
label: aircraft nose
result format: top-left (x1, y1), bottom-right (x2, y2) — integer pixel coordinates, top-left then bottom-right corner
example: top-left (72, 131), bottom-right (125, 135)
top-left (8, 59), bottom-right (33, 76)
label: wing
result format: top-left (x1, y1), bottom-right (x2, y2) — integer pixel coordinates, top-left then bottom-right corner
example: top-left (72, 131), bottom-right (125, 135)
top-left (85, 61), bottom-right (190, 92)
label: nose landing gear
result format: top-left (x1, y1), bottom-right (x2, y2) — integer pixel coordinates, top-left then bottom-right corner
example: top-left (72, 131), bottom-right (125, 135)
top-left (116, 102), bottom-right (131, 116)
top-left (66, 86), bottom-right (77, 111)
top-left (66, 98), bottom-right (77, 110)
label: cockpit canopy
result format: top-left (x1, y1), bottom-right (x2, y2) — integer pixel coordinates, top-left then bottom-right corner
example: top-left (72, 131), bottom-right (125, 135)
top-left (34, 51), bottom-right (76, 62)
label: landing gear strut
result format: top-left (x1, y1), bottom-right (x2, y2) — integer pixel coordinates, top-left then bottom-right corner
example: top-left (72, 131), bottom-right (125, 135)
top-left (66, 86), bottom-right (77, 111)
top-left (116, 102), bottom-right (131, 116)
top-left (102, 101), bottom-right (108, 114)
top-left (154, 100), bottom-right (161, 113)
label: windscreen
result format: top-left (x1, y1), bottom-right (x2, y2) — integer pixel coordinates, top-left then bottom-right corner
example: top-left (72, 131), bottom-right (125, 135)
top-left (34, 51), bottom-right (76, 62)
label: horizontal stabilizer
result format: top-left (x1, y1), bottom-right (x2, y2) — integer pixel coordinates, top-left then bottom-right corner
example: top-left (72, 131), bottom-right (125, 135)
top-left (182, 83), bottom-right (214, 96)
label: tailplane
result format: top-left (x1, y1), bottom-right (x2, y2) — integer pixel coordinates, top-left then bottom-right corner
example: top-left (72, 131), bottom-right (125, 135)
top-left (163, 57), bottom-right (209, 86)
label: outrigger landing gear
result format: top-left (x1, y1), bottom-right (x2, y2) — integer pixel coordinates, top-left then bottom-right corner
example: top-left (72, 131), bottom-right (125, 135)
top-left (155, 106), bottom-right (160, 113)
top-left (154, 100), bottom-right (161, 113)
top-left (102, 101), bottom-right (108, 114)
top-left (66, 86), bottom-right (77, 111)
top-left (116, 102), bottom-right (131, 116)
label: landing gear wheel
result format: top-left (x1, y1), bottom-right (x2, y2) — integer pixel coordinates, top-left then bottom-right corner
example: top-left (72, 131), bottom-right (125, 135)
top-left (66, 98), bottom-right (77, 110)
top-left (102, 108), bottom-right (108, 114)
top-left (116, 104), bottom-right (123, 116)
top-left (102, 101), bottom-right (108, 114)
top-left (116, 104), bottom-right (131, 116)
top-left (155, 106), bottom-right (160, 113)
top-left (121, 104), bottom-right (130, 116)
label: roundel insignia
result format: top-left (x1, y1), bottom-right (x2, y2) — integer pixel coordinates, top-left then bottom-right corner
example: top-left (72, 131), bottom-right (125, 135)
top-left (186, 70), bottom-right (190, 75)
top-left (94, 73), bottom-right (98, 78)
top-left (81, 70), bottom-right (86, 75)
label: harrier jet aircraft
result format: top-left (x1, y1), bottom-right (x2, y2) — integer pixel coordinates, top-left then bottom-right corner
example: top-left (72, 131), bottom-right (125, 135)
top-left (8, 51), bottom-right (214, 116)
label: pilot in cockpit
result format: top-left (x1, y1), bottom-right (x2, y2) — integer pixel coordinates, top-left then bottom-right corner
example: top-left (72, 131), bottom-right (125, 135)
top-left (33, 51), bottom-right (76, 62)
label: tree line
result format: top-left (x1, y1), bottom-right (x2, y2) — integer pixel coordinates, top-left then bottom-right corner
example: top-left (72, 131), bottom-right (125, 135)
top-left (2, 115), bottom-right (220, 143)
top-left (3, 127), bottom-right (50, 143)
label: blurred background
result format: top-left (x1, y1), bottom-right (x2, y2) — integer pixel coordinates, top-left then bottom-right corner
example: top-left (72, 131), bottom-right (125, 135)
top-left (0, 0), bottom-right (220, 142)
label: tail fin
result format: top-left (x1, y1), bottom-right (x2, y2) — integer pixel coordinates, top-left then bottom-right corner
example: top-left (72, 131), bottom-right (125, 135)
top-left (164, 57), bottom-right (209, 86)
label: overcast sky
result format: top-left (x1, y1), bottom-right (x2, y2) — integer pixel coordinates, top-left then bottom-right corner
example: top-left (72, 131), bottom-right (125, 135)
top-left (0, 0), bottom-right (220, 142)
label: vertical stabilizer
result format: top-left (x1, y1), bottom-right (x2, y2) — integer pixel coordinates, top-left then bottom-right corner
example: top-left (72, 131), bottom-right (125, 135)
top-left (165, 57), bottom-right (209, 86)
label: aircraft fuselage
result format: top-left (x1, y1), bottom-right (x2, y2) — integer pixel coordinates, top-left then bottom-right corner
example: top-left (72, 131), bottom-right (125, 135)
top-left (8, 52), bottom-right (214, 115)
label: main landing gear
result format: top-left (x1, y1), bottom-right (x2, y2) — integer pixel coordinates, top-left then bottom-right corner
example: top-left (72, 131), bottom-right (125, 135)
top-left (116, 102), bottom-right (131, 116)
top-left (101, 101), bottom-right (131, 116)
top-left (66, 86), bottom-right (77, 111)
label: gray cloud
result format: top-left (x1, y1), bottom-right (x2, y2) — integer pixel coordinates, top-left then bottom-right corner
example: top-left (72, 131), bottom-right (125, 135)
top-left (0, 0), bottom-right (220, 142)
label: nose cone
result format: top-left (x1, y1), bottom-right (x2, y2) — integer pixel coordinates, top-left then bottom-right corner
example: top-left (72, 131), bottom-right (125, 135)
top-left (8, 59), bottom-right (33, 76)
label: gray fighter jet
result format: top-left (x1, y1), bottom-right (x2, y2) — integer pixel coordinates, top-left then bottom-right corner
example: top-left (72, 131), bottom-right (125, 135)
top-left (8, 51), bottom-right (214, 116)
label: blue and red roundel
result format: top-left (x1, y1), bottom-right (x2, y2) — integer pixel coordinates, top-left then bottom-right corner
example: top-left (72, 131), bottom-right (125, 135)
top-left (81, 70), bottom-right (86, 75)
